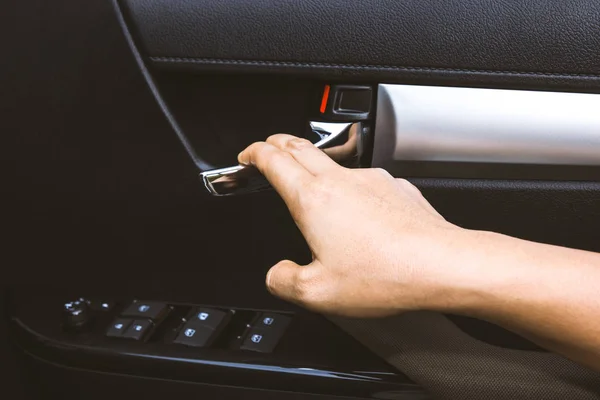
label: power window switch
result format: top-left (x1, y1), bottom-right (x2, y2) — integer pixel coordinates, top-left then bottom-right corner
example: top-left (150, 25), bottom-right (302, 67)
top-left (189, 308), bottom-right (229, 331)
top-left (106, 318), bottom-right (132, 338)
top-left (240, 313), bottom-right (291, 353)
top-left (123, 320), bottom-right (153, 341)
top-left (173, 322), bottom-right (215, 348)
top-left (240, 328), bottom-right (283, 353)
top-left (254, 313), bottom-right (291, 333)
top-left (121, 301), bottom-right (168, 321)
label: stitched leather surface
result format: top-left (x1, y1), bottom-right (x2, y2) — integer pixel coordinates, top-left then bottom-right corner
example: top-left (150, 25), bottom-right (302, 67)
top-left (120, 0), bottom-right (600, 90)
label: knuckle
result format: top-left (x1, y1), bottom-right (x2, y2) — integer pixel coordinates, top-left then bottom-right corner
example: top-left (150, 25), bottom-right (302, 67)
top-left (395, 178), bottom-right (412, 187)
top-left (270, 148), bottom-right (294, 163)
top-left (251, 142), bottom-right (269, 156)
top-left (265, 134), bottom-right (290, 147)
top-left (285, 138), bottom-right (313, 152)
top-left (251, 146), bottom-right (272, 167)
top-left (266, 133), bottom-right (286, 142)
top-left (354, 168), bottom-right (392, 184)
top-left (371, 168), bottom-right (392, 179)
top-left (397, 178), bottom-right (422, 193)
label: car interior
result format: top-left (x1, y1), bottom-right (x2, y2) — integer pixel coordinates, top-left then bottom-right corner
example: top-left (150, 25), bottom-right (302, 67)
top-left (2, 0), bottom-right (600, 399)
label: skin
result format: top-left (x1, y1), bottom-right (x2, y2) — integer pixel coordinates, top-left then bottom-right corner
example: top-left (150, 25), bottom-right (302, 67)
top-left (238, 134), bottom-right (600, 372)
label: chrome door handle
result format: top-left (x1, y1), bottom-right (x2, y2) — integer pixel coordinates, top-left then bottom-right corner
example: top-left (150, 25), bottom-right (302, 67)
top-left (200, 121), bottom-right (369, 196)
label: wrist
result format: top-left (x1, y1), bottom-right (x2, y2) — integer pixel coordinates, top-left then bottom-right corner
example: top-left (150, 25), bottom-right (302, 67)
top-left (411, 227), bottom-right (510, 314)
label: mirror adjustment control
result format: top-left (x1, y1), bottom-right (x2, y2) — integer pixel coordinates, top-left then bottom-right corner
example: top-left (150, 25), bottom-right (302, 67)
top-left (106, 318), bottom-right (133, 337)
top-left (63, 298), bottom-right (92, 330)
top-left (123, 320), bottom-right (153, 340)
top-left (122, 301), bottom-right (168, 321)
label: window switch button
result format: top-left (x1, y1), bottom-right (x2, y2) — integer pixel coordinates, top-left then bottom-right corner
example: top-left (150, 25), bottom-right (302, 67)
top-left (255, 313), bottom-right (291, 332)
top-left (240, 328), bottom-right (283, 353)
top-left (189, 308), bottom-right (228, 330)
top-left (123, 320), bottom-right (153, 341)
top-left (106, 318), bottom-right (132, 338)
top-left (121, 301), bottom-right (168, 320)
top-left (173, 322), bottom-right (215, 348)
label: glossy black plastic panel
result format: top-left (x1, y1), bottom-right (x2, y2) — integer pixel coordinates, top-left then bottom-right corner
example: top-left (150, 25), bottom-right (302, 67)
top-left (9, 291), bottom-right (427, 399)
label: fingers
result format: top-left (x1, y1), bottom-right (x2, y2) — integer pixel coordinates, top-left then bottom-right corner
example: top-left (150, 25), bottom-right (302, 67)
top-left (238, 141), bottom-right (312, 201)
top-left (266, 134), bottom-right (340, 175)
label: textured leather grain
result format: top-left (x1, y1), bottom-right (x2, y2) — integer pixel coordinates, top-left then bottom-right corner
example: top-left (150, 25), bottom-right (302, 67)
top-left (121, 0), bottom-right (600, 90)
top-left (414, 179), bottom-right (600, 252)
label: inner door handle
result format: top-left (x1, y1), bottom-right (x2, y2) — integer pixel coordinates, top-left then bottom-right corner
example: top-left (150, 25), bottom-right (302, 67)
top-left (200, 121), bottom-right (370, 196)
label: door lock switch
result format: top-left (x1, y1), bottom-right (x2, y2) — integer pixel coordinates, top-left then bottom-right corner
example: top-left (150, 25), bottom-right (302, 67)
top-left (123, 320), bottom-right (153, 341)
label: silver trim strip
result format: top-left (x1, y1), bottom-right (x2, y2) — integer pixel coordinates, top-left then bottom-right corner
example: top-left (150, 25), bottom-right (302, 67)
top-left (372, 84), bottom-right (600, 167)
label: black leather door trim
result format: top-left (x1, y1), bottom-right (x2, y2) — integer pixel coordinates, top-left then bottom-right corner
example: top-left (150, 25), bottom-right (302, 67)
top-left (121, 0), bottom-right (600, 91)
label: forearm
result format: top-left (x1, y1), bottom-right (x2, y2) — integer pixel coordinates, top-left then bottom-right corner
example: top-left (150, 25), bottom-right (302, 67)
top-left (429, 229), bottom-right (600, 370)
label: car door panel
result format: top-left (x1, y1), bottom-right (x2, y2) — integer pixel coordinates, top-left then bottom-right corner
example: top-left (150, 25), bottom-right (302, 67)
top-left (2, 0), bottom-right (600, 399)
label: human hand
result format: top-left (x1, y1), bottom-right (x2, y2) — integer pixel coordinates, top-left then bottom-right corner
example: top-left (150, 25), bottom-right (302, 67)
top-left (238, 134), bottom-right (471, 317)
top-left (237, 133), bottom-right (600, 370)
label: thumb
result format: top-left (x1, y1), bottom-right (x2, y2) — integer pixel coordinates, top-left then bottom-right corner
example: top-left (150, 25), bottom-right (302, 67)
top-left (266, 259), bottom-right (321, 305)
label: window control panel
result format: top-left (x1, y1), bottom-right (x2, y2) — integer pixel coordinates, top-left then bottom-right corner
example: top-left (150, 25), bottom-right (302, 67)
top-left (171, 307), bottom-right (231, 348)
top-left (240, 313), bottom-right (291, 353)
top-left (64, 297), bottom-right (292, 354)
top-left (14, 292), bottom-right (415, 398)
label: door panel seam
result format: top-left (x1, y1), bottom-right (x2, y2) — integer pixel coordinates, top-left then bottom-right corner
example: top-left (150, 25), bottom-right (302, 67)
top-left (149, 57), bottom-right (600, 79)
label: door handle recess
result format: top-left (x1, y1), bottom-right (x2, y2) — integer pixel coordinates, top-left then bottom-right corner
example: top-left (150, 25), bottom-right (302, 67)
top-left (200, 84), bottom-right (600, 195)
top-left (200, 121), bottom-right (370, 196)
